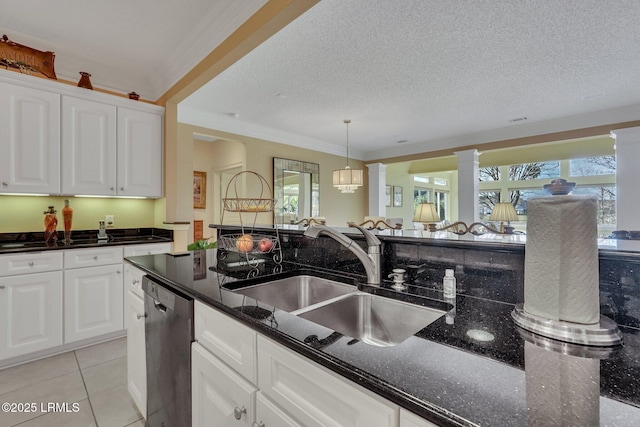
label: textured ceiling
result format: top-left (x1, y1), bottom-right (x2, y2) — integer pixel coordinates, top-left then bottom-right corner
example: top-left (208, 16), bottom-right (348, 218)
top-left (3, 1), bottom-right (639, 160)
top-left (0, 0), bottom-right (267, 99)
top-left (179, 0), bottom-right (640, 160)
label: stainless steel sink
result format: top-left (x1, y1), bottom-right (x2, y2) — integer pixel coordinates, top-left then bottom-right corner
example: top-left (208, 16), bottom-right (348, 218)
top-left (298, 292), bottom-right (446, 347)
top-left (232, 275), bottom-right (358, 312)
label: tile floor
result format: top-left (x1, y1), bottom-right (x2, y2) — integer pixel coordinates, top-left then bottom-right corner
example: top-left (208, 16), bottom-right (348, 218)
top-left (0, 337), bottom-right (144, 427)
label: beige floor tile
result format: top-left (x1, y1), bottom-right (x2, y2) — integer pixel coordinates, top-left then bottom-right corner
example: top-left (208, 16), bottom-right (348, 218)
top-left (90, 384), bottom-right (141, 427)
top-left (0, 352), bottom-right (79, 395)
top-left (0, 371), bottom-right (87, 426)
top-left (74, 338), bottom-right (127, 370)
top-left (124, 419), bottom-right (145, 427)
top-left (81, 357), bottom-right (127, 398)
top-left (12, 399), bottom-right (96, 427)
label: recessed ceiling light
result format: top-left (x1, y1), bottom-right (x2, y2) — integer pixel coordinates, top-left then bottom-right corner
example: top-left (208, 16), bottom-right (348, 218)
top-left (581, 92), bottom-right (605, 100)
top-left (509, 117), bottom-right (528, 123)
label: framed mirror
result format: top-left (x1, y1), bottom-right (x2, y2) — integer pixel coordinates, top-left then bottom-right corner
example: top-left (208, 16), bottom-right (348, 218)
top-left (273, 158), bottom-right (320, 224)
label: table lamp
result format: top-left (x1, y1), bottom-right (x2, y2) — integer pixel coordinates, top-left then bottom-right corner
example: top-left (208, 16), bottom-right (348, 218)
top-left (413, 203), bottom-right (440, 231)
top-left (489, 202), bottom-right (519, 233)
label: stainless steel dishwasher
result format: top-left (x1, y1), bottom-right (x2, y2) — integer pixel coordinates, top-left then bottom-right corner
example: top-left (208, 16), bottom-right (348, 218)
top-left (143, 275), bottom-right (194, 427)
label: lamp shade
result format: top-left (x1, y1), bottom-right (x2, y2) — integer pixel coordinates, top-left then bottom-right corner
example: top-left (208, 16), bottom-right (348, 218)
top-left (489, 202), bottom-right (519, 222)
top-left (413, 203), bottom-right (440, 223)
top-left (333, 166), bottom-right (363, 193)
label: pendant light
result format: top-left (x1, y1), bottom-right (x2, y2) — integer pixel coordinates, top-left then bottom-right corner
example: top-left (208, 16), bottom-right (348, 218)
top-left (333, 119), bottom-right (363, 193)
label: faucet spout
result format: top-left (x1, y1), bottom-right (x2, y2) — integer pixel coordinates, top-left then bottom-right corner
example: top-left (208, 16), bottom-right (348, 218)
top-left (303, 224), bottom-right (381, 285)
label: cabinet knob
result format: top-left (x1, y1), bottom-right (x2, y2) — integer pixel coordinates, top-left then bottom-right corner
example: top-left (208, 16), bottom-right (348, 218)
top-left (233, 406), bottom-right (246, 420)
top-left (2, 182), bottom-right (7, 186)
top-left (0, 285), bottom-right (6, 290)
top-left (28, 261), bottom-right (34, 267)
top-left (132, 279), bottom-right (140, 285)
top-left (93, 256), bottom-right (98, 260)
top-left (252, 422), bottom-right (265, 427)
top-left (136, 313), bottom-right (146, 320)
top-left (120, 187), bottom-right (124, 191)
top-left (110, 187), bottom-right (115, 191)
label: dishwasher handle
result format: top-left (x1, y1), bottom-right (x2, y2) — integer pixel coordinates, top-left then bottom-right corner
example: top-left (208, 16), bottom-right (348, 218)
top-left (153, 299), bottom-right (167, 313)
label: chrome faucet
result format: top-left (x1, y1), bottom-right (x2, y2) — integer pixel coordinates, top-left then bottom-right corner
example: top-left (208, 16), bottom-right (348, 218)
top-left (303, 223), bottom-right (381, 285)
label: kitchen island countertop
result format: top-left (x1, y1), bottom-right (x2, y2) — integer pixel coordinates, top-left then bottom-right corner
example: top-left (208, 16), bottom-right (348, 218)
top-left (127, 249), bottom-right (640, 427)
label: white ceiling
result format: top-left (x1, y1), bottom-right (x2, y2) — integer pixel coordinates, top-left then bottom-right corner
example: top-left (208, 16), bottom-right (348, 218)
top-left (3, 1), bottom-right (640, 161)
top-left (0, 0), bottom-right (267, 100)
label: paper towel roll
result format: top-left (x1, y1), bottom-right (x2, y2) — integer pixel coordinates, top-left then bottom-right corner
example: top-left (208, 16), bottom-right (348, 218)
top-left (524, 195), bottom-right (600, 324)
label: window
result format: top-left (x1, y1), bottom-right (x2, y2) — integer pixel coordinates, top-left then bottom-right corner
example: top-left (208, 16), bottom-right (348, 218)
top-left (508, 161), bottom-right (559, 181)
top-left (479, 167), bottom-right (500, 182)
top-left (570, 156), bottom-right (615, 177)
top-left (573, 185), bottom-right (616, 225)
top-left (510, 188), bottom-right (547, 215)
top-left (479, 191), bottom-right (501, 220)
top-left (414, 187), bottom-right (430, 211)
top-left (435, 191), bottom-right (447, 220)
top-left (434, 178), bottom-right (447, 186)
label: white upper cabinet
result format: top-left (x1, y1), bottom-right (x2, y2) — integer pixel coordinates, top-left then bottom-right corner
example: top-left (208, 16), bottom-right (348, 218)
top-left (117, 108), bottom-right (163, 198)
top-left (61, 96), bottom-right (117, 196)
top-left (0, 70), bottom-right (164, 198)
top-left (0, 82), bottom-right (61, 194)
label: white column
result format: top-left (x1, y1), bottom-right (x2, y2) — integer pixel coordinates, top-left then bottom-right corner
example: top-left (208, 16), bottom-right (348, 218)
top-left (611, 127), bottom-right (640, 230)
top-left (454, 149), bottom-right (481, 226)
top-left (366, 163), bottom-right (387, 217)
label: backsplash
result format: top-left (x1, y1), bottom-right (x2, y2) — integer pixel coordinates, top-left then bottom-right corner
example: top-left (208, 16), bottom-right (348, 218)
top-left (263, 228), bottom-right (640, 332)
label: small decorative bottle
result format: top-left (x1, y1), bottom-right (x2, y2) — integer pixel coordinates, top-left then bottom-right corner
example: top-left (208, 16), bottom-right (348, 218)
top-left (443, 269), bottom-right (456, 298)
top-left (62, 199), bottom-right (73, 243)
top-left (43, 206), bottom-right (58, 246)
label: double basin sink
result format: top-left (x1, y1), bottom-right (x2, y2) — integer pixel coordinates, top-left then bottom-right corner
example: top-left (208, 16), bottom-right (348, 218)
top-left (224, 271), bottom-right (447, 347)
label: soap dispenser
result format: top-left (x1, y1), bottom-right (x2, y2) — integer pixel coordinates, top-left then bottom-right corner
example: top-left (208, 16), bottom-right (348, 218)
top-left (443, 269), bottom-right (456, 298)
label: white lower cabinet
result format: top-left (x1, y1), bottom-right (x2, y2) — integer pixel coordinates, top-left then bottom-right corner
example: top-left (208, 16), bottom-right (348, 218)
top-left (64, 264), bottom-right (123, 343)
top-left (126, 288), bottom-right (146, 418)
top-left (193, 301), bottom-right (403, 427)
top-left (0, 271), bottom-right (63, 360)
top-left (400, 408), bottom-right (441, 427)
top-left (192, 342), bottom-right (257, 426)
top-left (257, 335), bottom-right (398, 427)
top-left (255, 392), bottom-right (301, 427)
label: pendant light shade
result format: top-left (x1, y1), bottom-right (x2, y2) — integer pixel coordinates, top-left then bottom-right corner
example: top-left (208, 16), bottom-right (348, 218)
top-left (333, 119), bottom-right (363, 193)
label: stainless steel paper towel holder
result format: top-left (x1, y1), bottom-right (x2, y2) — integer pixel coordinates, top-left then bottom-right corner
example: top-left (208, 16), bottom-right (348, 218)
top-left (511, 304), bottom-right (623, 347)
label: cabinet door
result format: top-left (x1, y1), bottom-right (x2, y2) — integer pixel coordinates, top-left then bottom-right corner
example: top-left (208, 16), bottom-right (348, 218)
top-left (256, 392), bottom-right (301, 427)
top-left (0, 271), bottom-right (63, 360)
top-left (123, 243), bottom-right (173, 258)
top-left (0, 82), bottom-right (60, 194)
top-left (127, 290), bottom-right (146, 419)
top-left (400, 409), bottom-right (440, 427)
top-left (61, 96), bottom-right (117, 196)
top-left (195, 301), bottom-right (257, 383)
top-left (117, 108), bottom-right (162, 197)
top-left (64, 264), bottom-right (123, 343)
top-left (257, 336), bottom-right (398, 427)
top-left (192, 343), bottom-right (256, 427)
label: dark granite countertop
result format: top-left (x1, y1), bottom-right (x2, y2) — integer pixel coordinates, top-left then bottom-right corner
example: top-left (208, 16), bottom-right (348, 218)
top-left (127, 249), bottom-right (640, 427)
top-left (0, 228), bottom-right (173, 254)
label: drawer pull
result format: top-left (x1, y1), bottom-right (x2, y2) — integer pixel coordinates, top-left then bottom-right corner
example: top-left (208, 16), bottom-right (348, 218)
top-left (93, 256), bottom-right (98, 260)
top-left (28, 261), bottom-right (34, 267)
top-left (252, 422), bottom-right (265, 427)
top-left (136, 313), bottom-right (146, 320)
top-left (234, 406), bottom-right (246, 420)
top-left (0, 285), bottom-right (5, 290)
top-left (2, 182), bottom-right (8, 186)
